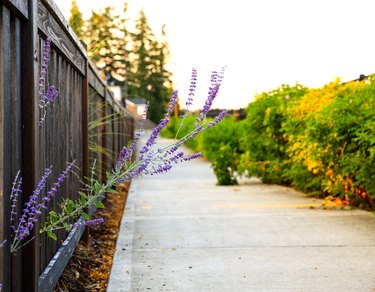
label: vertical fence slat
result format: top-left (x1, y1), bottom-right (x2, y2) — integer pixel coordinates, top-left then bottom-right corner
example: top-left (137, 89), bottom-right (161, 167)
top-left (20, 0), bottom-right (39, 290)
top-left (10, 14), bottom-right (22, 292)
top-left (0, 6), bottom-right (12, 291)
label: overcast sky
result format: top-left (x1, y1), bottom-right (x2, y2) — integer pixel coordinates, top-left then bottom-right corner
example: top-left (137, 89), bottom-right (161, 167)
top-left (55, 0), bottom-right (375, 110)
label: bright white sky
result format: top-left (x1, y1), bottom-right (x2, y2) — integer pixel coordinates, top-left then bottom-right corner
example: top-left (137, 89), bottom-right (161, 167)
top-left (55, 0), bottom-right (375, 110)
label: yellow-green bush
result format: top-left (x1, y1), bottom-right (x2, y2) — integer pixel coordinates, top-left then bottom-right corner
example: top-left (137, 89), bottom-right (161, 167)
top-left (242, 77), bottom-right (375, 209)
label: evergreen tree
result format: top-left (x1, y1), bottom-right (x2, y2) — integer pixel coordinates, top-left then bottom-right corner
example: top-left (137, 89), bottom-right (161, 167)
top-left (83, 5), bottom-right (132, 85)
top-left (114, 4), bottom-right (132, 85)
top-left (68, 0), bottom-right (84, 39)
top-left (85, 7), bottom-right (117, 78)
top-left (76, 4), bottom-right (172, 122)
top-left (129, 10), bottom-right (172, 123)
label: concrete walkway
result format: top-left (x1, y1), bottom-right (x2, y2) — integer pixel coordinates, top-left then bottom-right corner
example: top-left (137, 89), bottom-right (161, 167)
top-left (108, 138), bottom-right (375, 292)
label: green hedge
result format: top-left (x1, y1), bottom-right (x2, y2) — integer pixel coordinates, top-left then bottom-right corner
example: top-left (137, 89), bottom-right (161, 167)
top-left (198, 117), bottom-right (244, 185)
top-left (161, 115), bottom-right (243, 185)
top-left (162, 78), bottom-right (375, 210)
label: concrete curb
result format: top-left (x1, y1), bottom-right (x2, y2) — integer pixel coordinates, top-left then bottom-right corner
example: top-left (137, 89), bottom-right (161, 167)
top-left (107, 179), bottom-right (138, 292)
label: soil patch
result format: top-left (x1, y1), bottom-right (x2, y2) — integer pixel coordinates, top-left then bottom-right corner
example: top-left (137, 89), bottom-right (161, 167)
top-left (54, 182), bottom-right (130, 292)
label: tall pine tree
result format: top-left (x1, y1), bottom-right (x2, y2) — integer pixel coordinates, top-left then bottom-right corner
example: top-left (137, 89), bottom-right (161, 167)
top-left (128, 10), bottom-right (172, 122)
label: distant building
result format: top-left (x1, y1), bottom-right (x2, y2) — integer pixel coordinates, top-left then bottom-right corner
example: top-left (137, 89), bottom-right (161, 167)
top-left (126, 98), bottom-right (147, 117)
top-left (108, 85), bottom-right (122, 103)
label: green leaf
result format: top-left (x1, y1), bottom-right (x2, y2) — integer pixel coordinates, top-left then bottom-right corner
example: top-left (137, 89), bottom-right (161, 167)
top-left (63, 222), bottom-right (72, 231)
top-left (49, 211), bottom-right (59, 219)
top-left (66, 199), bottom-right (75, 216)
top-left (47, 230), bottom-right (57, 241)
top-left (79, 191), bottom-right (88, 200)
top-left (94, 182), bottom-right (102, 193)
top-left (80, 212), bottom-right (90, 220)
top-left (106, 188), bottom-right (117, 194)
top-left (94, 201), bottom-right (105, 208)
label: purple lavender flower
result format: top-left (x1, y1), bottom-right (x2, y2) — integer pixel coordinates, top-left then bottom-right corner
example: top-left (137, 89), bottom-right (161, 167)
top-left (187, 68), bottom-right (197, 105)
top-left (38, 38), bottom-right (59, 127)
top-left (38, 38), bottom-right (52, 97)
top-left (139, 118), bottom-right (169, 156)
top-left (46, 86), bottom-right (59, 103)
top-left (116, 146), bottom-right (129, 171)
top-left (169, 152), bottom-right (184, 163)
top-left (169, 145), bottom-right (179, 154)
top-left (178, 68), bottom-right (197, 128)
top-left (165, 90), bottom-right (178, 118)
top-left (14, 167), bottom-right (52, 241)
top-left (207, 110), bottom-right (228, 129)
top-left (150, 163), bottom-right (173, 175)
top-left (129, 156), bottom-right (152, 178)
top-left (43, 161), bottom-right (74, 202)
top-left (73, 218), bottom-right (104, 227)
top-left (12, 161), bottom-right (74, 246)
top-left (196, 68), bottom-right (226, 123)
top-left (183, 153), bottom-right (202, 161)
top-left (10, 171), bottom-right (22, 228)
top-left (126, 102), bottom-right (150, 162)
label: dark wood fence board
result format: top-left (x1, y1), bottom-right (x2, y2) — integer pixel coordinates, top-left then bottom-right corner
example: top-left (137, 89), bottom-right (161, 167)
top-left (88, 66), bottom-right (105, 96)
top-left (37, 1), bottom-right (85, 74)
top-left (20, 0), bottom-right (40, 290)
top-left (8, 0), bottom-right (27, 18)
top-left (10, 16), bottom-right (22, 291)
top-left (40, 0), bottom-right (87, 58)
top-left (1, 0), bottom-right (28, 20)
top-left (0, 6), bottom-right (12, 291)
top-left (88, 58), bottom-right (106, 87)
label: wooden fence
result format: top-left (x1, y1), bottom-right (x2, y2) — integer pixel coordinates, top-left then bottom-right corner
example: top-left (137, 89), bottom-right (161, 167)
top-left (0, 0), bottom-right (135, 291)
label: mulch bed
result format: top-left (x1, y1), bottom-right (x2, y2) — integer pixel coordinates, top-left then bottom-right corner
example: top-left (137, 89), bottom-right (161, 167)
top-left (54, 182), bottom-right (130, 292)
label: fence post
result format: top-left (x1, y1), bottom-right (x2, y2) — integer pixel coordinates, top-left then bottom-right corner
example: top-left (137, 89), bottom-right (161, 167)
top-left (20, 0), bottom-right (39, 291)
top-left (0, 5), bottom-right (12, 291)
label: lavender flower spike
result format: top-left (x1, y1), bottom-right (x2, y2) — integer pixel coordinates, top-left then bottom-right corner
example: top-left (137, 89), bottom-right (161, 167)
top-left (165, 90), bottom-right (178, 118)
top-left (38, 37), bottom-right (52, 104)
top-left (187, 68), bottom-right (197, 105)
top-left (38, 38), bottom-right (59, 127)
top-left (207, 110), bottom-right (228, 128)
top-left (180, 68), bottom-right (197, 118)
top-left (183, 152), bottom-right (203, 161)
top-left (116, 146), bottom-right (129, 171)
top-left (73, 218), bottom-right (104, 227)
top-left (42, 161), bottom-right (75, 204)
top-left (12, 167), bottom-right (52, 244)
top-left (10, 161), bottom-right (74, 253)
top-left (126, 101), bottom-right (149, 161)
top-left (10, 171), bottom-right (22, 226)
top-left (196, 68), bottom-right (226, 123)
